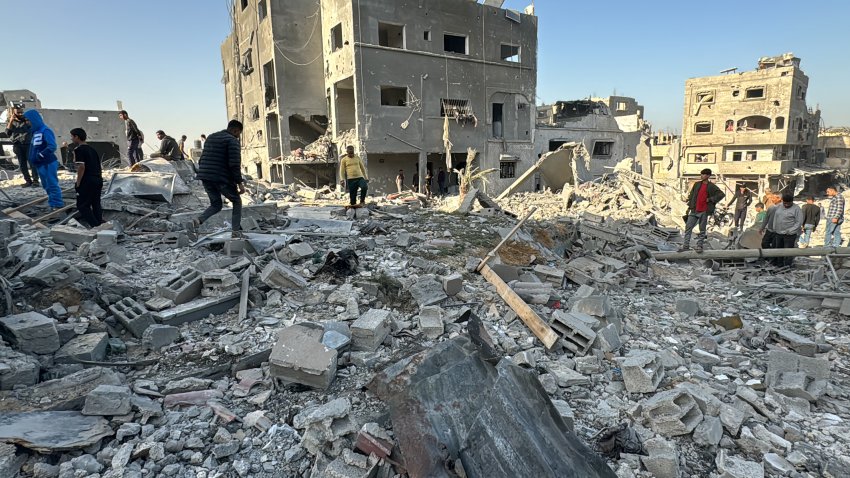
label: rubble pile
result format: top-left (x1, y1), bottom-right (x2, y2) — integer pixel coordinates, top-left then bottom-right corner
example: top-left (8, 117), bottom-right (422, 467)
top-left (0, 167), bottom-right (849, 478)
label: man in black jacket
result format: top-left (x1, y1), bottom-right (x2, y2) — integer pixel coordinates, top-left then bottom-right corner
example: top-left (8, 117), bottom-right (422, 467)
top-left (151, 130), bottom-right (183, 161)
top-left (725, 184), bottom-right (753, 230)
top-left (680, 168), bottom-right (726, 253)
top-left (193, 120), bottom-right (245, 236)
top-left (5, 104), bottom-right (39, 187)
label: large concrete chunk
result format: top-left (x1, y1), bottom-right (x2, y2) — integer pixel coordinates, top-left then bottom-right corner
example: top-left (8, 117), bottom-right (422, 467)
top-left (261, 260), bottom-right (308, 289)
top-left (82, 384), bottom-right (132, 416)
top-left (371, 337), bottom-right (616, 478)
top-left (640, 437), bottom-right (680, 478)
top-left (642, 389), bottom-right (703, 436)
top-left (0, 368), bottom-right (121, 413)
top-left (0, 411), bottom-right (113, 453)
top-left (0, 312), bottom-right (60, 355)
top-left (766, 349), bottom-right (830, 402)
top-left (109, 297), bottom-right (156, 338)
top-left (50, 225), bottom-right (97, 246)
top-left (620, 350), bottom-right (664, 393)
top-left (156, 267), bottom-right (203, 305)
top-left (351, 309), bottom-right (392, 352)
top-left (19, 257), bottom-right (83, 288)
top-left (269, 324), bottom-right (337, 390)
top-left (0, 344), bottom-right (40, 391)
top-left (409, 276), bottom-right (448, 307)
top-left (53, 332), bottom-right (109, 364)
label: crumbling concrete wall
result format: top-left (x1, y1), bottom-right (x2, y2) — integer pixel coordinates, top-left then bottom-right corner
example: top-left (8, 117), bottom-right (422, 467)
top-left (40, 109), bottom-right (127, 164)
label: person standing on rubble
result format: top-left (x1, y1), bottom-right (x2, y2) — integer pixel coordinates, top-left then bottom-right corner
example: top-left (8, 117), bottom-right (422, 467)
top-left (119, 110), bottom-right (143, 166)
top-left (437, 167), bottom-right (447, 196)
top-left (339, 145), bottom-right (368, 207)
top-left (5, 104), bottom-right (39, 187)
top-left (725, 184), bottom-right (752, 230)
top-left (179, 135), bottom-right (188, 159)
top-left (799, 196), bottom-right (821, 247)
top-left (395, 169), bottom-right (405, 194)
top-left (771, 192), bottom-right (804, 266)
top-left (70, 128), bottom-right (104, 228)
top-left (150, 130), bottom-right (183, 161)
top-left (22, 110), bottom-right (63, 209)
top-left (823, 186), bottom-right (844, 247)
top-left (193, 120), bottom-right (246, 237)
top-left (679, 168), bottom-right (725, 253)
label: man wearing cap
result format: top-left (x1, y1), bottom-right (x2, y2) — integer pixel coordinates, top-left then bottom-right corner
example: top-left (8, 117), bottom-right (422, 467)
top-left (150, 130), bottom-right (183, 161)
top-left (680, 168), bottom-right (726, 253)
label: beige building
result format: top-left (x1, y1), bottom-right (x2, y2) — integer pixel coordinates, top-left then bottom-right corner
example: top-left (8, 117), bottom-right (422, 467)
top-left (680, 53), bottom-right (823, 195)
top-left (818, 127), bottom-right (850, 170)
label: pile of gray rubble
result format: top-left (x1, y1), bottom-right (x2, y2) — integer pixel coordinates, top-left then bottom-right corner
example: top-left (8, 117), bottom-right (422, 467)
top-left (0, 169), bottom-right (849, 478)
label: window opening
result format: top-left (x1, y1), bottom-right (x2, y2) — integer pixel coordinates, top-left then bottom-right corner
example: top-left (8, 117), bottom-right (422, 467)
top-left (444, 34), bottom-right (467, 54)
top-left (500, 44), bottom-right (520, 62)
top-left (746, 151), bottom-right (758, 161)
top-left (380, 86), bottom-right (408, 106)
top-left (492, 103), bottom-right (503, 138)
top-left (694, 122), bottom-right (712, 134)
top-left (775, 117), bottom-right (785, 130)
top-left (424, 30), bottom-right (431, 41)
top-left (499, 161), bottom-right (516, 179)
top-left (732, 152), bottom-right (742, 162)
top-left (258, 0), bottom-right (267, 21)
top-left (592, 141), bottom-right (614, 158)
top-left (378, 22), bottom-right (405, 49)
top-left (745, 87), bottom-right (764, 99)
top-left (331, 24), bottom-right (343, 51)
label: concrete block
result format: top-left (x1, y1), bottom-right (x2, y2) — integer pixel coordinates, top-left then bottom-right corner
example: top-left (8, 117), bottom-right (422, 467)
top-left (640, 437), bottom-right (680, 478)
top-left (550, 399), bottom-right (575, 431)
top-left (441, 273), bottom-right (463, 296)
top-left (0, 219), bottom-right (17, 238)
top-left (54, 332), bottom-right (109, 364)
top-left (821, 297), bottom-right (843, 309)
top-left (766, 349), bottom-right (830, 394)
top-left (161, 232), bottom-right (190, 248)
top-left (409, 275), bottom-right (448, 307)
top-left (693, 416), bottom-right (723, 446)
top-left (574, 284), bottom-right (596, 299)
top-left (574, 355), bottom-right (602, 374)
top-left (142, 325), bottom-right (180, 350)
top-left (532, 264), bottom-right (564, 286)
top-left (550, 311), bottom-right (596, 356)
top-left (593, 323), bottom-right (621, 353)
top-left (20, 257), bottom-right (82, 288)
top-left (201, 269), bottom-right (240, 297)
top-left (351, 309), bottom-right (391, 351)
top-left (50, 225), bottom-right (97, 246)
top-left (287, 242), bottom-right (315, 259)
top-left (82, 384), bottom-right (132, 416)
top-left (109, 297), bottom-right (156, 338)
top-left (489, 264), bottom-right (520, 282)
top-left (546, 361), bottom-right (590, 387)
top-left (0, 344), bottom-right (40, 390)
top-left (719, 403), bottom-right (748, 436)
top-left (456, 187), bottom-right (478, 213)
top-left (224, 239), bottom-right (245, 257)
top-left (269, 324), bottom-right (337, 389)
top-left (396, 232), bottom-right (411, 247)
top-left (774, 329), bottom-right (817, 357)
top-left (621, 350), bottom-right (664, 393)
top-left (0, 312), bottom-right (60, 355)
top-left (96, 230), bottom-right (118, 246)
top-left (156, 267), bottom-right (203, 305)
top-left (642, 389), bottom-right (704, 436)
top-left (716, 450), bottom-right (764, 478)
top-left (675, 298), bottom-right (700, 317)
top-left (572, 295), bottom-right (613, 318)
top-left (145, 297), bottom-right (174, 312)
top-left (418, 306), bottom-right (444, 339)
top-left (260, 260), bottom-right (308, 289)
top-left (838, 298), bottom-right (850, 316)
top-left (772, 372), bottom-right (827, 402)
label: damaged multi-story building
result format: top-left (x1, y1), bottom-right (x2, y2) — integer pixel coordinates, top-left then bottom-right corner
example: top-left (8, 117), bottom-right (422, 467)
top-left (679, 53), bottom-right (825, 195)
top-left (535, 96), bottom-right (649, 184)
top-left (818, 127), bottom-right (850, 171)
top-left (222, 0), bottom-right (538, 195)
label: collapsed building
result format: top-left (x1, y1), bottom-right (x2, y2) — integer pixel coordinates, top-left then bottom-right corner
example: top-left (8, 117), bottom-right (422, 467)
top-left (535, 96), bottom-right (649, 184)
top-left (222, 0), bottom-right (538, 195)
top-left (680, 53), bottom-right (826, 196)
top-left (818, 127), bottom-right (850, 171)
top-left (0, 89), bottom-right (127, 168)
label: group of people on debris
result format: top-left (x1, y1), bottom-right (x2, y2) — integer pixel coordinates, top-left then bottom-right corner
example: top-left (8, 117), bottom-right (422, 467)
top-left (117, 110), bottom-right (203, 166)
top-left (395, 167), bottom-right (449, 197)
top-left (679, 167), bottom-right (846, 266)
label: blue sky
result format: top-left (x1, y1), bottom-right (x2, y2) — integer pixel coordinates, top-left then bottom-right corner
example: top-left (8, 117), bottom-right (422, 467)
top-left (4, 0), bottom-right (849, 143)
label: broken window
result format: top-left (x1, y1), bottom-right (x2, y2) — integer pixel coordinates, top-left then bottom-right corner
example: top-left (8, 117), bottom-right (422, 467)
top-left (241, 0), bottom-right (248, 10)
top-left (797, 86), bottom-right (806, 100)
top-left (262, 61), bottom-right (276, 108)
top-left (746, 151), bottom-right (757, 161)
top-left (796, 118), bottom-right (803, 131)
top-left (258, 0), bottom-right (267, 21)
top-left (694, 121), bottom-right (712, 134)
top-left (331, 24), bottom-right (343, 52)
top-left (250, 105), bottom-right (260, 120)
top-left (725, 120), bottom-right (734, 132)
top-left (696, 91), bottom-right (715, 104)
top-left (240, 48), bottom-right (254, 75)
top-left (616, 102), bottom-right (628, 111)
top-left (745, 87), bottom-right (764, 99)
top-left (499, 161), bottom-right (516, 179)
top-left (736, 115), bottom-right (770, 131)
top-left (689, 153), bottom-right (714, 163)
top-left (592, 141), bottom-right (614, 158)
top-left (492, 103), bottom-right (503, 138)
top-left (378, 22), bottom-right (405, 49)
top-left (424, 30), bottom-right (431, 41)
top-left (444, 34), bottom-right (467, 55)
top-left (380, 86), bottom-right (408, 106)
top-left (440, 98), bottom-right (472, 118)
top-left (732, 152), bottom-right (742, 162)
top-left (775, 117), bottom-right (785, 130)
top-left (500, 44), bottom-right (520, 62)
top-left (732, 90), bottom-right (740, 97)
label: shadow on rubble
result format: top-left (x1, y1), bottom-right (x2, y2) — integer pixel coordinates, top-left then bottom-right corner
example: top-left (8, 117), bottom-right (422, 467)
top-left (368, 313), bottom-right (616, 478)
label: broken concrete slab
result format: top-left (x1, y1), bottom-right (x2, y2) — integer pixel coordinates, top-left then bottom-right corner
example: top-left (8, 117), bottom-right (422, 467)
top-left (81, 384), bottom-right (132, 416)
top-left (716, 450), bottom-right (764, 478)
top-left (773, 329), bottom-right (817, 357)
top-left (675, 298), bottom-right (700, 317)
top-left (620, 350), bottom-right (664, 393)
top-left (693, 416), bottom-right (723, 446)
top-left (142, 324), bottom-right (180, 350)
top-left (640, 437), bottom-right (680, 478)
top-left (260, 260), bottom-right (308, 289)
top-left (0, 367), bottom-right (121, 413)
top-left (0, 411), bottom-right (113, 453)
top-left (409, 275), bottom-right (448, 307)
top-left (269, 324), bottom-right (337, 390)
top-left (0, 312), bottom-right (60, 355)
top-left (50, 225), bottom-right (97, 247)
top-left (371, 336), bottom-right (616, 478)
top-left (0, 443), bottom-right (26, 478)
top-left (19, 257), bottom-right (83, 288)
top-left (53, 332), bottom-right (108, 364)
top-left (0, 344), bottom-right (40, 391)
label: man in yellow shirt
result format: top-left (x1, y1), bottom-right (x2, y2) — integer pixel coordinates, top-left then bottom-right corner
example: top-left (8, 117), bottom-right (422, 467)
top-left (339, 145), bottom-right (369, 207)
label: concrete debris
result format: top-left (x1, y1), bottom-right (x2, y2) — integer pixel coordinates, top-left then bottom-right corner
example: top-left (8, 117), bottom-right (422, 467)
top-left (620, 350), bottom-right (664, 393)
top-left (0, 412), bottom-right (113, 453)
top-left (0, 312), bottom-right (60, 355)
top-left (270, 324), bottom-right (337, 389)
top-left (260, 260), bottom-right (308, 289)
top-left (81, 384), bottom-right (132, 416)
top-left (351, 309), bottom-right (391, 351)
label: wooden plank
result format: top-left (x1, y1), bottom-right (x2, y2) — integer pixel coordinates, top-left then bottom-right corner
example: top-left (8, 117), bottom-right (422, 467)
top-left (238, 267), bottom-right (252, 320)
top-left (479, 263), bottom-right (559, 349)
top-left (33, 205), bottom-right (74, 225)
top-left (1, 187), bottom-right (75, 214)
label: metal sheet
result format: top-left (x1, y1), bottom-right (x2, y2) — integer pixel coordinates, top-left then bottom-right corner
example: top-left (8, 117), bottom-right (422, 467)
top-left (136, 159), bottom-right (192, 193)
top-left (105, 172), bottom-right (178, 203)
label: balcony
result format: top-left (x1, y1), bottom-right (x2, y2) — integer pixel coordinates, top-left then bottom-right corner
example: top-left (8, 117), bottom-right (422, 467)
top-left (718, 160), bottom-right (795, 176)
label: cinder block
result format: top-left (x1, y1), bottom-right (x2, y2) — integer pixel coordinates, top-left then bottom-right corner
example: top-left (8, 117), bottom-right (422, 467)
top-left (351, 309), bottom-right (392, 352)
top-left (441, 273), bottom-right (463, 296)
top-left (50, 225), bottom-right (97, 246)
top-left (642, 389), bottom-right (704, 436)
top-left (532, 264), bottom-right (565, 286)
top-left (224, 239), bottom-right (245, 257)
top-left (621, 350), bottom-right (664, 393)
top-left (109, 298), bottom-right (156, 338)
top-left (201, 269), bottom-right (240, 297)
top-left (0, 312), bottom-right (60, 354)
top-left (0, 219), bottom-right (18, 238)
top-left (418, 306), bottom-right (444, 339)
top-left (260, 260), bottom-right (307, 289)
top-left (269, 324), bottom-right (337, 389)
top-left (96, 230), bottom-right (118, 246)
top-left (156, 267), bottom-right (203, 305)
top-left (550, 311), bottom-right (596, 356)
top-left (287, 242), bottom-right (315, 259)
top-left (54, 332), bottom-right (109, 364)
top-left (640, 437), bottom-right (680, 478)
top-left (593, 323), bottom-right (621, 352)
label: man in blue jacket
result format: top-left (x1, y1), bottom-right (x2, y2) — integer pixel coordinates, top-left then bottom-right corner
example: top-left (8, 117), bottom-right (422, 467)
top-left (23, 110), bottom-right (64, 209)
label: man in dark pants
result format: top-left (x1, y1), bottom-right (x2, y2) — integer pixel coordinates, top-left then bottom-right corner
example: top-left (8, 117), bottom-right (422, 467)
top-left (151, 130), bottom-right (183, 161)
top-left (70, 128), bottom-right (104, 228)
top-left (119, 110), bottom-right (143, 166)
top-left (725, 184), bottom-right (752, 230)
top-left (679, 168), bottom-right (725, 253)
top-left (338, 145), bottom-right (368, 207)
top-left (193, 120), bottom-right (245, 236)
top-left (771, 192), bottom-right (803, 267)
top-left (5, 104), bottom-right (39, 187)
